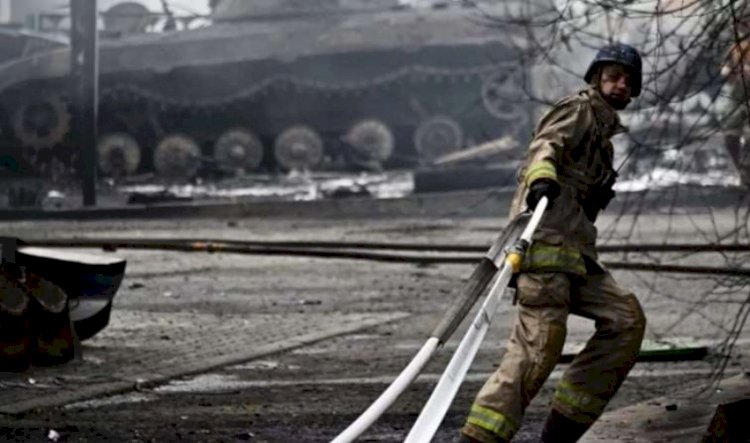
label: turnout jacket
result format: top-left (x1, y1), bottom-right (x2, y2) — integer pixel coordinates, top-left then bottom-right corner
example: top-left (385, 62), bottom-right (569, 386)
top-left (510, 87), bottom-right (626, 274)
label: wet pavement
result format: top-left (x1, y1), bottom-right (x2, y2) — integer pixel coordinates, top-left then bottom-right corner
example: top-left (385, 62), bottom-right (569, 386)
top-left (0, 310), bottom-right (408, 415)
top-left (0, 209), bottom-right (748, 442)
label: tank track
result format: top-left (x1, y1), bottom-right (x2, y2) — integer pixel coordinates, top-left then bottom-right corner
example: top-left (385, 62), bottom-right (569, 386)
top-left (101, 62), bottom-right (510, 108)
top-left (101, 60), bottom-right (529, 173)
top-left (8, 61), bottom-right (530, 178)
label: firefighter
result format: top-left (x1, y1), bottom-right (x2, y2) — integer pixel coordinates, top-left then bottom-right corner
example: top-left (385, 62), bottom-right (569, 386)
top-left (719, 17), bottom-right (750, 186)
top-left (459, 43), bottom-right (647, 443)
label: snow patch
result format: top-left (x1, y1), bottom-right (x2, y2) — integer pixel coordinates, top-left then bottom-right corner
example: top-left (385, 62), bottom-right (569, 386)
top-left (615, 167), bottom-right (739, 192)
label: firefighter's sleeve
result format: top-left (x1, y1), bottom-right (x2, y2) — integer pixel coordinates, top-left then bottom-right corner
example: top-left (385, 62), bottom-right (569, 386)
top-left (524, 101), bottom-right (589, 187)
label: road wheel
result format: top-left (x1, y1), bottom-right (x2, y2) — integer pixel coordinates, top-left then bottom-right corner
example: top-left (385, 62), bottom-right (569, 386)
top-left (213, 128), bottom-right (264, 175)
top-left (153, 134), bottom-right (201, 180)
top-left (273, 126), bottom-right (323, 172)
top-left (481, 71), bottom-right (527, 122)
top-left (414, 116), bottom-right (463, 165)
top-left (12, 93), bottom-right (70, 149)
top-left (97, 133), bottom-right (141, 177)
top-left (344, 119), bottom-right (394, 164)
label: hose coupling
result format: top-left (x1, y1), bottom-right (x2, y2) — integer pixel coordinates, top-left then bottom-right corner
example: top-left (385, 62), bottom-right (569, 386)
top-left (504, 239), bottom-right (530, 273)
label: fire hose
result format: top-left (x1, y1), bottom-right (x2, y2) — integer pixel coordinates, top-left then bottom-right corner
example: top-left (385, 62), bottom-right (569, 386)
top-left (29, 237), bottom-right (750, 254)
top-left (24, 238), bottom-right (750, 277)
top-left (18, 209), bottom-right (750, 441)
top-left (403, 197), bottom-right (547, 442)
top-left (331, 197), bottom-right (549, 443)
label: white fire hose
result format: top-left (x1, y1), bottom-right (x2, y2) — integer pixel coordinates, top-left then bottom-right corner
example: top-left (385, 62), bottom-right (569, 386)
top-left (331, 197), bottom-right (548, 443)
top-left (404, 197), bottom-right (548, 442)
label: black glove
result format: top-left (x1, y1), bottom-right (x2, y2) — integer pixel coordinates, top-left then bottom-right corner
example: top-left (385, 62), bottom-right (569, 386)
top-left (525, 179), bottom-right (560, 210)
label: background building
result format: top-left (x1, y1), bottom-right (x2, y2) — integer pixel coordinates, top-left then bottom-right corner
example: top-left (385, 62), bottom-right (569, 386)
top-left (0, 0), bottom-right (211, 35)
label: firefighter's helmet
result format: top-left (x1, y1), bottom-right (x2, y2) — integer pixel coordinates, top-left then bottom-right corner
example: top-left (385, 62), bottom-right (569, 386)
top-left (584, 43), bottom-right (642, 97)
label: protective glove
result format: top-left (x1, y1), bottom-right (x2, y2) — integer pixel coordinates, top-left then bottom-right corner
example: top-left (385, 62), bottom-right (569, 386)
top-left (525, 178), bottom-right (560, 210)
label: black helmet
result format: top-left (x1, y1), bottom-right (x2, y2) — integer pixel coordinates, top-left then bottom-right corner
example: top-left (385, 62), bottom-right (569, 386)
top-left (584, 43), bottom-right (642, 97)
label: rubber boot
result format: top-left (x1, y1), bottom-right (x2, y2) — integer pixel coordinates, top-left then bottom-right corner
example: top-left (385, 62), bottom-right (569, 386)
top-left (539, 409), bottom-right (591, 443)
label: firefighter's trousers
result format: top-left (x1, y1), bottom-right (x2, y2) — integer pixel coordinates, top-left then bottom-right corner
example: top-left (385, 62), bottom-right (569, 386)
top-left (462, 271), bottom-right (646, 443)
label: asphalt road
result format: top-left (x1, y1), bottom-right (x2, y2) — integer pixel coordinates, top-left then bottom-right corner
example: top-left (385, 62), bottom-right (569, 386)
top-left (0, 208), bottom-right (748, 442)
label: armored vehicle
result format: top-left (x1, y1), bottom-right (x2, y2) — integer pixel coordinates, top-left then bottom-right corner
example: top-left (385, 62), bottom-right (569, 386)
top-left (0, 0), bottom-right (534, 179)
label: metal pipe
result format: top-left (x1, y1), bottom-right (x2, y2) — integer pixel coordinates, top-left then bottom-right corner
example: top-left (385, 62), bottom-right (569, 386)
top-left (70, 0), bottom-right (99, 206)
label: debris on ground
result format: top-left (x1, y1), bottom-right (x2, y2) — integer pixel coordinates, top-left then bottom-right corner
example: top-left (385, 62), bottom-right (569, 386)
top-left (46, 429), bottom-right (60, 441)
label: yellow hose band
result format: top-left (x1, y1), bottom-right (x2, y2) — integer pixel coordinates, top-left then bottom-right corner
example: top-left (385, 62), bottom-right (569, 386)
top-left (505, 252), bottom-right (523, 273)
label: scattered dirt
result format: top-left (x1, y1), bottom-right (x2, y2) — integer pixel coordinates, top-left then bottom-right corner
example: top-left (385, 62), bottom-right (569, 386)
top-left (0, 212), bottom-right (746, 442)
